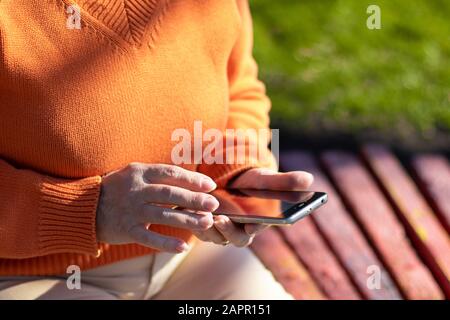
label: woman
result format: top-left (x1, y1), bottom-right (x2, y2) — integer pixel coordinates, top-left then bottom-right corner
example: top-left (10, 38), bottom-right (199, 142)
top-left (0, 0), bottom-right (313, 299)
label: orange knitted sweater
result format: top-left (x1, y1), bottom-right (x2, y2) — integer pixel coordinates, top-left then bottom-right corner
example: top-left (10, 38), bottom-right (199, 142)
top-left (0, 0), bottom-right (272, 275)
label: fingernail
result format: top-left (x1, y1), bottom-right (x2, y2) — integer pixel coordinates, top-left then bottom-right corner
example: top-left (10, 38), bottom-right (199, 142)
top-left (215, 219), bottom-right (227, 231)
top-left (201, 178), bottom-right (216, 191)
top-left (199, 214), bottom-right (214, 229)
top-left (176, 242), bottom-right (190, 253)
top-left (203, 197), bottom-right (219, 211)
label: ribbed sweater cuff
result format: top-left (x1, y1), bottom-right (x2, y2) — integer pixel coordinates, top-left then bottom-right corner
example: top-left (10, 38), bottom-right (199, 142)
top-left (206, 163), bottom-right (256, 188)
top-left (200, 151), bottom-right (278, 188)
top-left (38, 176), bottom-right (102, 256)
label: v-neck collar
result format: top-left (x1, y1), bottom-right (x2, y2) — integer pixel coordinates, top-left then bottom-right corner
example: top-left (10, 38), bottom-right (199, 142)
top-left (62, 0), bottom-right (171, 50)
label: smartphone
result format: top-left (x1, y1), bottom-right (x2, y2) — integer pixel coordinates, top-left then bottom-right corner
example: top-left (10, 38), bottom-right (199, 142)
top-left (210, 189), bottom-right (327, 225)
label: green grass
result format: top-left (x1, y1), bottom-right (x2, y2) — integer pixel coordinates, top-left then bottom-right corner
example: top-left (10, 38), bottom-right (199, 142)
top-left (251, 0), bottom-right (450, 144)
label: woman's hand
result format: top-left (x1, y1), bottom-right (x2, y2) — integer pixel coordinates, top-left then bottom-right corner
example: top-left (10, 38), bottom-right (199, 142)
top-left (230, 168), bottom-right (314, 191)
top-left (96, 163), bottom-right (219, 253)
top-left (193, 168), bottom-right (314, 247)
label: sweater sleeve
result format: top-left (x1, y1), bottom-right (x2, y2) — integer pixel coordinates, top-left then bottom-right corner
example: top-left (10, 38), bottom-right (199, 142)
top-left (198, 0), bottom-right (277, 187)
top-left (0, 158), bottom-right (101, 259)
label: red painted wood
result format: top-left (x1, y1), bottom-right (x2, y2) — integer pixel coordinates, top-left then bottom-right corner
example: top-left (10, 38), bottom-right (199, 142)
top-left (411, 154), bottom-right (450, 233)
top-left (322, 150), bottom-right (444, 299)
top-left (361, 145), bottom-right (450, 298)
top-left (280, 216), bottom-right (361, 299)
top-left (282, 151), bottom-right (402, 300)
top-left (251, 227), bottom-right (325, 300)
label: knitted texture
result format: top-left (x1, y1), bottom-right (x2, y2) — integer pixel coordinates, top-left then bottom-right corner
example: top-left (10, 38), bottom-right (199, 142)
top-left (0, 0), bottom-right (272, 275)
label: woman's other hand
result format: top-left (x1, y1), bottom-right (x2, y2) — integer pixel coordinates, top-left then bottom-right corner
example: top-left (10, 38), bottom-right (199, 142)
top-left (193, 168), bottom-right (314, 247)
top-left (96, 163), bottom-right (219, 253)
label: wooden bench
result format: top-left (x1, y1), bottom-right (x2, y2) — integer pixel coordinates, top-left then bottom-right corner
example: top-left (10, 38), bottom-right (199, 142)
top-left (251, 144), bottom-right (450, 300)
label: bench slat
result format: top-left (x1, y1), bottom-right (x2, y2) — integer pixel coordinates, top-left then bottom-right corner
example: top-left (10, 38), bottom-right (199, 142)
top-left (283, 151), bottom-right (401, 299)
top-left (361, 145), bottom-right (450, 298)
top-left (322, 150), bottom-right (443, 299)
top-left (251, 228), bottom-right (325, 300)
top-left (411, 154), bottom-right (450, 233)
top-left (280, 217), bottom-right (361, 299)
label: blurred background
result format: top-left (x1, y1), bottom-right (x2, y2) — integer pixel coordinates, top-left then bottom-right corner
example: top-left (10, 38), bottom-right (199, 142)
top-left (250, 0), bottom-right (449, 151)
top-left (248, 0), bottom-right (450, 300)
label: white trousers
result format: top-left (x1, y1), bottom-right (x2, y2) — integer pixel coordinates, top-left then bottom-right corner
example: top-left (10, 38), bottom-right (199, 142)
top-left (0, 241), bottom-right (293, 300)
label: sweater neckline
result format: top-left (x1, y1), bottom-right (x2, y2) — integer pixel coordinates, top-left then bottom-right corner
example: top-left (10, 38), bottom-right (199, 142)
top-left (63, 0), bottom-right (171, 50)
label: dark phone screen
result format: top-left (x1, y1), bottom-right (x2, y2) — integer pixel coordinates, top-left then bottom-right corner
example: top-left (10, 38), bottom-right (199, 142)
top-left (211, 189), bottom-right (319, 219)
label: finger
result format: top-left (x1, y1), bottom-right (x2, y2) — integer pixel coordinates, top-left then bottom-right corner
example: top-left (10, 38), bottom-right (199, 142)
top-left (214, 215), bottom-right (254, 247)
top-left (143, 184), bottom-right (219, 212)
top-left (143, 164), bottom-right (216, 192)
top-left (244, 223), bottom-right (269, 236)
top-left (128, 225), bottom-right (190, 253)
top-left (191, 230), bottom-right (210, 242)
top-left (239, 169), bottom-right (314, 191)
top-left (139, 205), bottom-right (214, 231)
top-left (192, 227), bottom-right (227, 244)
